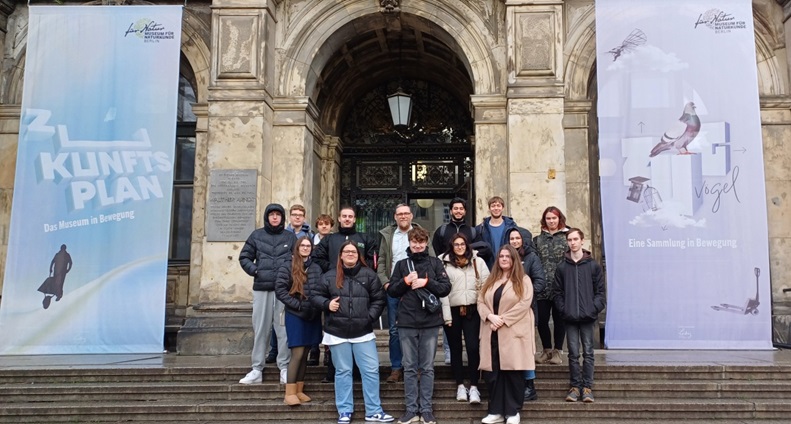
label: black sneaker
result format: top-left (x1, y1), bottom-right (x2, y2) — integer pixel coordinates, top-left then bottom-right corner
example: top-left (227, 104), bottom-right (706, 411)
top-left (265, 351), bottom-right (277, 364)
top-left (396, 411), bottom-right (419, 424)
top-left (420, 411), bottom-right (436, 424)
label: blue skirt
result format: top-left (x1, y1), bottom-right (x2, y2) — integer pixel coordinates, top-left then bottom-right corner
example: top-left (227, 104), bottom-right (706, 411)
top-left (285, 311), bottom-right (322, 348)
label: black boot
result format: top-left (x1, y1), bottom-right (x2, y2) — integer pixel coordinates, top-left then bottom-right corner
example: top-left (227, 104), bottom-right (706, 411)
top-left (307, 345), bottom-right (320, 366)
top-left (524, 379), bottom-right (537, 401)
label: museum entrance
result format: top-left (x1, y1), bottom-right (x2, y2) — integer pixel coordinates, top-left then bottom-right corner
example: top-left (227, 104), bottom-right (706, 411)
top-left (339, 78), bottom-right (474, 241)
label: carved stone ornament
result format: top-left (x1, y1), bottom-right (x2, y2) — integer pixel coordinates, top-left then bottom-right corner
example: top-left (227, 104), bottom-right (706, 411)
top-left (380, 0), bottom-right (400, 14)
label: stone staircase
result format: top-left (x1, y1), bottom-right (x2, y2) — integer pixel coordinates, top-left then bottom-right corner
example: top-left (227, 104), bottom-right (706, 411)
top-left (2, 340), bottom-right (791, 423)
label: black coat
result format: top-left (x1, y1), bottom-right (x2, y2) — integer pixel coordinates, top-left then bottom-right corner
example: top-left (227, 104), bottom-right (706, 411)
top-left (387, 250), bottom-right (451, 329)
top-left (274, 258), bottom-right (323, 321)
top-left (312, 228), bottom-right (379, 272)
top-left (239, 204), bottom-right (297, 291)
top-left (310, 263), bottom-right (386, 339)
top-left (553, 250), bottom-right (606, 323)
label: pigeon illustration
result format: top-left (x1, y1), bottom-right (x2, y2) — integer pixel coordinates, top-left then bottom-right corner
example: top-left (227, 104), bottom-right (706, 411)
top-left (649, 102), bottom-right (701, 157)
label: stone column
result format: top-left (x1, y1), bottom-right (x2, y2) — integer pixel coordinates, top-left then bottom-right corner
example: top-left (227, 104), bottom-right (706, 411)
top-left (563, 100), bottom-right (597, 255)
top-left (178, 0), bottom-right (278, 355)
top-left (471, 95), bottom-right (508, 222)
top-left (319, 135), bottom-right (342, 217)
top-left (505, 1), bottom-right (566, 233)
top-left (0, 105), bottom-right (19, 295)
top-left (271, 97), bottom-right (322, 218)
top-left (760, 97), bottom-right (791, 345)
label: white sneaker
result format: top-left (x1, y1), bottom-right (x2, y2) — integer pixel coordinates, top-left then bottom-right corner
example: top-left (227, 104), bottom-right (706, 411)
top-left (481, 414), bottom-right (504, 424)
top-left (469, 386), bottom-right (481, 404)
top-left (456, 384), bottom-right (468, 401)
top-left (280, 368), bottom-right (287, 384)
top-left (505, 413), bottom-right (520, 424)
top-left (239, 369), bottom-right (262, 384)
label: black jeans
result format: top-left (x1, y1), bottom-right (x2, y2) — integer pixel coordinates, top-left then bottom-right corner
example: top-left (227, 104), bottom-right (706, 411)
top-left (565, 320), bottom-right (595, 389)
top-left (445, 305), bottom-right (480, 386)
top-left (536, 299), bottom-right (565, 350)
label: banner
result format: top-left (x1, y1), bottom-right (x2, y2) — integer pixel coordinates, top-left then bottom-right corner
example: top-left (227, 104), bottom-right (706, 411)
top-left (595, 0), bottom-right (771, 349)
top-left (0, 6), bottom-right (183, 354)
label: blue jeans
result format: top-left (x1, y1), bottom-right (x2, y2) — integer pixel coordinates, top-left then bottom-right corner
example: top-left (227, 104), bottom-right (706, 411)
top-left (565, 320), bottom-right (595, 389)
top-left (387, 294), bottom-right (402, 370)
top-left (330, 339), bottom-right (384, 416)
top-left (400, 327), bottom-right (439, 414)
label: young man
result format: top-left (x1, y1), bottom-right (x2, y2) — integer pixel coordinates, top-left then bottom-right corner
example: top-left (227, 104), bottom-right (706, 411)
top-left (475, 196), bottom-right (524, 269)
top-left (313, 206), bottom-right (378, 272)
top-left (388, 227), bottom-right (451, 424)
top-left (431, 198), bottom-right (488, 259)
top-left (313, 214), bottom-right (334, 245)
top-left (553, 228), bottom-right (606, 403)
top-left (238, 204), bottom-right (297, 385)
top-left (378, 204), bottom-right (434, 383)
top-left (286, 204), bottom-right (314, 239)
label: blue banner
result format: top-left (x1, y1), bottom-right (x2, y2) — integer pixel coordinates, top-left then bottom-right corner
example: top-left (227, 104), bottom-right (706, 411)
top-left (595, 0), bottom-right (772, 349)
top-left (0, 6), bottom-right (183, 354)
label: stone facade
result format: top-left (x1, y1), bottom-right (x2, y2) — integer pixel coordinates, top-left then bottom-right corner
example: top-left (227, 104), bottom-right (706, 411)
top-left (0, 0), bottom-right (789, 351)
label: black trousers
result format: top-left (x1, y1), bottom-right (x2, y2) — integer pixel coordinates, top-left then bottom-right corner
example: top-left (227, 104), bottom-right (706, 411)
top-left (445, 305), bottom-right (481, 386)
top-left (484, 332), bottom-right (525, 417)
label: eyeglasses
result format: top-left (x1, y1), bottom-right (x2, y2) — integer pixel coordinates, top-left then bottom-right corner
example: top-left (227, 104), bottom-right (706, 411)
top-left (341, 250), bottom-right (358, 255)
top-left (290, 213), bottom-right (304, 217)
top-left (299, 244), bottom-right (312, 249)
top-left (452, 243), bottom-right (466, 247)
top-left (395, 212), bottom-right (412, 217)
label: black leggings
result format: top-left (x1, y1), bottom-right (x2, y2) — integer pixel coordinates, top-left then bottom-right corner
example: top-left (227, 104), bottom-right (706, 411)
top-left (536, 299), bottom-right (565, 350)
top-left (287, 346), bottom-right (309, 384)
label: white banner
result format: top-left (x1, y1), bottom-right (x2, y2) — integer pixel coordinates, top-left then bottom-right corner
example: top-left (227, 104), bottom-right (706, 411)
top-left (0, 6), bottom-right (183, 354)
top-left (595, 0), bottom-right (772, 349)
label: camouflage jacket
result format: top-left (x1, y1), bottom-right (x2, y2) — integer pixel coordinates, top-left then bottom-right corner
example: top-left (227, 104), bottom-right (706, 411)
top-left (533, 228), bottom-right (569, 301)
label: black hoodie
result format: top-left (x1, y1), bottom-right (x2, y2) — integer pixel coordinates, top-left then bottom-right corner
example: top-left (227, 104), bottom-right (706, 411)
top-left (239, 203), bottom-right (298, 291)
top-left (553, 249), bottom-right (606, 323)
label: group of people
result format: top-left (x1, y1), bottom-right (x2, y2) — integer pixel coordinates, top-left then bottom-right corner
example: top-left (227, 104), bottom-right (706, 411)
top-left (237, 197), bottom-right (606, 424)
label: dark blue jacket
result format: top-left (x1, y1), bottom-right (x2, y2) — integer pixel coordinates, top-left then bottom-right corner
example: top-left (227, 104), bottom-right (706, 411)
top-left (476, 216), bottom-right (520, 269)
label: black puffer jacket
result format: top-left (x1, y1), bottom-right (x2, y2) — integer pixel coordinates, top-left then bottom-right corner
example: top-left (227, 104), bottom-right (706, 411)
top-left (387, 249), bottom-right (452, 329)
top-left (275, 258), bottom-right (323, 321)
top-left (310, 263), bottom-right (386, 339)
top-left (313, 227), bottom-right (379, 272)
top-left (239, 204), bottom-right (297, 291)
top-left (506, 227), bottom-right (546, 297)
top-left (553, 250), bottom-right (606, 323)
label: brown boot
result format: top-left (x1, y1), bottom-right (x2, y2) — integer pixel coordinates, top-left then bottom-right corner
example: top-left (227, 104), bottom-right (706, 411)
top-left (536, 349), bottom-right (551, 364)
top-left (295, 381), bottom-right (311, 402)
top-left (385, 368), bottom-right (403, 383)
top-left (284, 383), bottom-right (300, 406)
top-left (549, 349), bottom-right (563, 365)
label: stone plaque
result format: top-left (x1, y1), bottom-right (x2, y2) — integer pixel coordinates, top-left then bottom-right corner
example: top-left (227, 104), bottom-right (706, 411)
top-left (207, 169), bottom-right (257, 242)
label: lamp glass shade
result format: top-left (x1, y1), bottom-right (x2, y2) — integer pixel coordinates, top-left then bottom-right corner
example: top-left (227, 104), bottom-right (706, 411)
top-left (416, 199), bottom-right (434, 209)
top-left (387, 90), bottom-right (412, 127)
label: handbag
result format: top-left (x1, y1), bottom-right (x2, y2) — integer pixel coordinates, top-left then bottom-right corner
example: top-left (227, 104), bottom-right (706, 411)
top-left (407, 259), bottom-right (441, 313)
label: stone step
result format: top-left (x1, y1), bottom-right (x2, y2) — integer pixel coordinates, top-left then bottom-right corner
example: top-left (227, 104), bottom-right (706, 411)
top-left (1, 364), bottom-right (787, 384)
top-left (2, 398), bottom-right (790, 423)
top-left (2, 379), bottom-right (790, 402)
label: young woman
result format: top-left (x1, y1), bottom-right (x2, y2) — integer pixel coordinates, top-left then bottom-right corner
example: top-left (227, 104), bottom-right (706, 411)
top-left (439, 233), bottom-right (490, 405)
top-left (479, 245), bottom-right (535, 424)
top-left (505, 227), bottom-right (546, 401)
top-left (275, 237), bottom-right (323, 405)
top-left (533, 206), bottom-right (570, 365)
top-left (310, 240), bottom-right (393, 424)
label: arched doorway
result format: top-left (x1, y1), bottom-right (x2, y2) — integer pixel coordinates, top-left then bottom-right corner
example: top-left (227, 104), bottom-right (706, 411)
top-left (339, 78), bottom-right (474, 239)
top-left (311, 14), bottom-right (477, 239)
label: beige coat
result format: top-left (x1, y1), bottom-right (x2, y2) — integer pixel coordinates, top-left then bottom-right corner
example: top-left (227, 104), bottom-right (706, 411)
top-left (439, 252), bottom-right (490, 323)
top-left (477, 276), bottom-right (535, 371)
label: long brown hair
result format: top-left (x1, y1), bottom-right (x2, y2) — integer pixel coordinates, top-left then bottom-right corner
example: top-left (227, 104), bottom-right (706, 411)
top-left (481, 245), bottom-right (525, 300)
top-left (335, 240), bottom-right (368, 289)
top-left (289, 237), bottom-right (313, 298)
